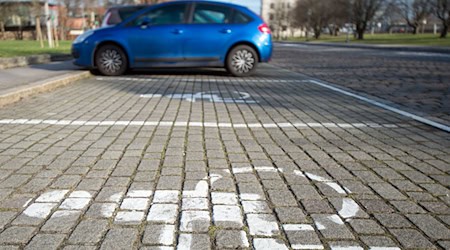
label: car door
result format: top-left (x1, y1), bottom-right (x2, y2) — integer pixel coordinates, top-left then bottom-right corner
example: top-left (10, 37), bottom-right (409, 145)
top-left (182, 3), bottom-right (234, 63)
top-left (126, 3), bottom-right (188, 66)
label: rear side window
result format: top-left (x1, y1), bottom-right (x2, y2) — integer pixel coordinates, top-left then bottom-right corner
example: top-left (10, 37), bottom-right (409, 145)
top-left (133, 4), bottom-right (187, 26)
top-left (231, 10), bottom-right (252, 24)
top-left (193, 4), bottom-right (232, 24)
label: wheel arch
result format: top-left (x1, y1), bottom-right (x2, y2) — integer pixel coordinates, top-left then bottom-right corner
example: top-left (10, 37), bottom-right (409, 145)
top-left (92, 41), bottom-right (130, 68)
top-left (225, 41), bottom-right (261, 63)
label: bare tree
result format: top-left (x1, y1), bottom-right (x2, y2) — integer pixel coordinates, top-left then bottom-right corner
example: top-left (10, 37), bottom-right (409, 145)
top-left (433, 0), bottom-right (450, 38)
top-left (31, 0), bottom-right (44, 47)
top-left (293, 0), bottom-right (332, 39)
top-left (394, 0), bottom-right (432, 34)
top-left (351, 0), bottom-right (385, 40)
top-left (327, 0), bottom-right (351, 36)
top-left (0, 2), bottom-right (12, 39)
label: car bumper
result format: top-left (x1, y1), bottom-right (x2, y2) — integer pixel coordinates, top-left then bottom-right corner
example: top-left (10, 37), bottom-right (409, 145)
top-left (71, 42), bottom-right (95, 68)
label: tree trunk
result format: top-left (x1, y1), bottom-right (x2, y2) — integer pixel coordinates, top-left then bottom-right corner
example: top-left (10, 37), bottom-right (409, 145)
top-left (36, 17), bottom-right (44, 48)
top-left (440, 24), bottom-right (448, 38)
top-left (357, 29), bottom-right (364, 40)
top-left (412, 26), bottom-right (418, 35)
top-left (314, 27), bottom-right (321, 39)
top-left (0, 21), bottom-right (5, 39)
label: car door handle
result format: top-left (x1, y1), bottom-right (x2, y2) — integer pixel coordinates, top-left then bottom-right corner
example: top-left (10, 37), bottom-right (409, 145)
top-left (220, 29), bottom-right (232, 34)
top-left (172, 29), bottom-right (184, 35)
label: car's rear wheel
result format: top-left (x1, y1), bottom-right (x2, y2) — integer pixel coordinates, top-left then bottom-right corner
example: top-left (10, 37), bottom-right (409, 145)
top-left (226, 45), bottom-right (258, 77)
top-left (95, 44), bottom-right (127, 76)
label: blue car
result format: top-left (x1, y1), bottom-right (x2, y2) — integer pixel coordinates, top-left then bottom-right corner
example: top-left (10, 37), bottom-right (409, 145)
top-left (72, 0), bottom-right (273, 77)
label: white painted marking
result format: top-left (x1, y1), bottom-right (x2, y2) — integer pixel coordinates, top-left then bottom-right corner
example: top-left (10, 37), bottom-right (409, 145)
top-left (210, 174), bottom-right (222, 185)
top-left (232, 167), bottom-right (254, 174)
top-left (307, 79), bottom-right (450, 133)
top-left (69, 191), bottom-right (91, 198)
top-left (60, 198), bottom-right (90, 210)
top-left (120, 198), bottom-right (149, 210)
top-left (240, 193), bottom-right (262, 201)
top-left (177, 234), bottom-right (192, 250)
top-left (109, 192), bottom-right (123, 202)
top-left (242, 200), bottom-right (268, 213)
top-left (147, 204), bottom-right (178, 224)
top-left (179, 211), bottom-right (210, 232)
top-left (158, 224), bottom-right (175, 245)
top-left (305, 172), bottom-right (348, 194)
top-left (211, 192), bottom-right (238, 205)
top-left (182, 198), bottom-right (208, 210)
top-left (22, 199), bottom-right (32, 208)
top-left (395, 51), bottom-right (450, 58)
top-left (369, 247), bottom-right (401, 250)
top-left (183, 180), bottom-right (208, 198)
top-left (331, 247), bottom-right (363, 250)
top-left (115, 211), bottom-right (145, 223)
top-left (326, 182), bottom-right (347, 194)
top-left (0, 119), bottom-right (398, 130)
top-left (23, 203), bottom-right (56, 218)
top-left (328, 214), bottom-right (344, 225)
top-left (292, 244), bottom-right (324, 250)
top-left (36, 190), bottom-right (69, 203)
top-left (253, 238), bottom-right (288, 250)
top-left (339, 198), bottom-right (361, 219)
top-left (127, 190), bottom-right (153, 198)
top-left (283, 224), bottom-right (314, 231)
top-left (142, 91), bottom-right (257, 103)
top-left (52, 210), bottom-right (80, 218)
top-left (247, 214), bottom-right (279, 236)
top-left (213, 205), bottom-right (243, 227)
top-left (315, 221), bottom-right (326, 230)
top-left (255, 166), bottom-right (279, 172)
top-left (153, 191), bottom-right (180, 203)
top-left (140, 94), bottom-right (163, 98)
top-left (101, 203), bottom-right (117, 218)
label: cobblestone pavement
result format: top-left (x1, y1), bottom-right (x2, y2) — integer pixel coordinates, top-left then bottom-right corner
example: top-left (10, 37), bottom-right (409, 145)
top-left (273, 43), bottom-right (450, 124)
top-left (0, 63), bottom-right (449, 250)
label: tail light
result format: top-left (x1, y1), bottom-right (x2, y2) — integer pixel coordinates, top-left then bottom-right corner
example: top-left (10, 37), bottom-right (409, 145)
top-left (258, 23), bottom-right (271, 34)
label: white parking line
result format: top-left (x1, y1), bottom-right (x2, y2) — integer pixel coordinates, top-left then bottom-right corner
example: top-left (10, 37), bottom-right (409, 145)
top-left (0, 119), bottom-right (400, 129)
top-left (306, 80), bottom-right (450, 133)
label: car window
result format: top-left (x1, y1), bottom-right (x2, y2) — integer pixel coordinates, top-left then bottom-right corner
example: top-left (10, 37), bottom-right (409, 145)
top-left (193, 4), bottom-right (232, 24)
top-left (133, 4), bottom-right (187, 26)
top-left (118, 7), bottom-right (145, 22)
top-left (231, 10), bottom-right (252, 24)
top-left (104, 7), bottom-right (145, 26)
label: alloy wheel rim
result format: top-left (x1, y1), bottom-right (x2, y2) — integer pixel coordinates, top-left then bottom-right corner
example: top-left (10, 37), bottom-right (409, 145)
top-left (231, 49), bottom-right (255, 73)
top-left (100, 49), bottom-right (123, 73)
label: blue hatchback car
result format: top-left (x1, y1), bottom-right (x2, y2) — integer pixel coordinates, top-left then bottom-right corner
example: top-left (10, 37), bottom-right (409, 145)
top-left (72, 1), bottom-right (273, 77)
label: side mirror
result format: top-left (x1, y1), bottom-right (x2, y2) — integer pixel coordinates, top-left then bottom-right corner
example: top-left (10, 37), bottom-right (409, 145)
top-left (139, 17), bottom-right (152, 29)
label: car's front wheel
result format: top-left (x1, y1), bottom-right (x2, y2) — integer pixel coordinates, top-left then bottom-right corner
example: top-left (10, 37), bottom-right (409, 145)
top-left (226, 45), bottom-right (258, 77)
top-left (95, 44), bottom-right (128, 76)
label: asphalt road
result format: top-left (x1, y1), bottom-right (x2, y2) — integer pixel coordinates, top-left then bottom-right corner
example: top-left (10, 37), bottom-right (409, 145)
top-left (0, 45), bottom-right (448, 249)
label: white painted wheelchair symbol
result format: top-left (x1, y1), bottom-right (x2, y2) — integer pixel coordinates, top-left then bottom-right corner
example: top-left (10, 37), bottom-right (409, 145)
top-left (140, 91), bottom-right (257, 103)
top-left (21, 167), bottom-right (371, 249)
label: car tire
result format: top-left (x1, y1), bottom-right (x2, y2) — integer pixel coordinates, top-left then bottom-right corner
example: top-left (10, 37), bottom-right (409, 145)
top-left (95, 44), bottom-right (128, 76)
top-left (226, 45), bottom-right (258, 77)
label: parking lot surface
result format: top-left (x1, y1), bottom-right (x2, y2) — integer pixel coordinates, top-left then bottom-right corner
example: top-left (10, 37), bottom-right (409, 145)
top-left (0, 50), bottom-right (449, 249)
top-left (274, 43), bottom-right (450, 124)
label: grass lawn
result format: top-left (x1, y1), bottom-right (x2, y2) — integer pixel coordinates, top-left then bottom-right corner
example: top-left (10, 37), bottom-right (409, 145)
top-left (287, 33), bottom-right (450, 47)
top-left (0, 40), bottom-right (72, 58)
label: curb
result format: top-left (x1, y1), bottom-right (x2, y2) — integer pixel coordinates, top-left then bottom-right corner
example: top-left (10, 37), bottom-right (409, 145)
top-left (0, 71), bottom-right (91, 107)
top-left (0, 54), bottom-right (72, 70)
top-left (277, 41), bottom-right (450, 54)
